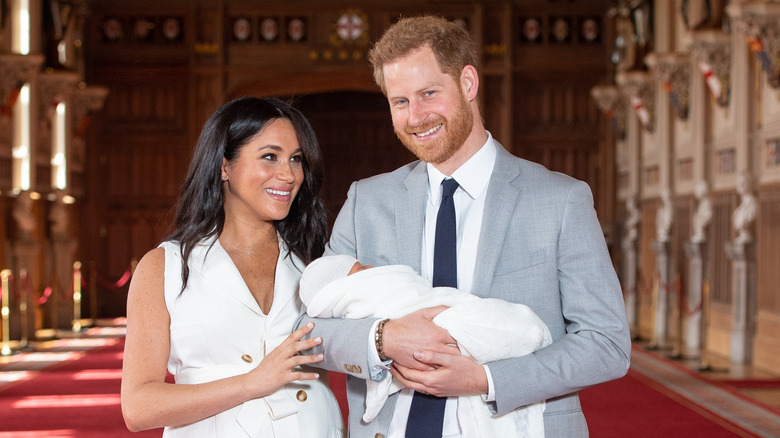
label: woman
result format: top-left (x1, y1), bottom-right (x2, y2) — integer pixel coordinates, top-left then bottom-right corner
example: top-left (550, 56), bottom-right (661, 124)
top-left (121, 97), bottom-right (344, 437)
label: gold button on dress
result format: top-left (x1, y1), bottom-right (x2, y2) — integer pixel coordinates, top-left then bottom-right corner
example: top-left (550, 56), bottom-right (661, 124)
top-left (241, 354), bottom-right (253, 363)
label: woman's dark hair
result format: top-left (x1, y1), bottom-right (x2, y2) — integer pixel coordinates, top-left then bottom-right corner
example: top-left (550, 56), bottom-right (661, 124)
top-left (166, 97), bottom-right (328, 290)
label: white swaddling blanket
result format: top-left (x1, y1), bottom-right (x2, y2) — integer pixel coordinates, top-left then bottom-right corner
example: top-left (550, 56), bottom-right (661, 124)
top-left (301, 263), bottom-right (552, 438)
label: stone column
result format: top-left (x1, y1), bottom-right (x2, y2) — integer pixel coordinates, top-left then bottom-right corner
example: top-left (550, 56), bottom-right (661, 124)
top-left (683, 241), bottom-right (706, 357)
top-left (726, 171), bottom-right (757, 364)
top-left (652, 240), bottom-right (672, 348)
top-left (621, 195), bottom-right (641, 336)
top-left (725, 241), bottom-right (756, 364)
top-left (622, 236), bottom-right (639, 336)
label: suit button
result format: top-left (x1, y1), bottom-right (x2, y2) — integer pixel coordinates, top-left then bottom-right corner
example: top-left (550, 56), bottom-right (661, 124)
top-left (296, 390), bottom-right (307, 402)
top-left (241, 354), bottom-right (253, 363)
top-left (343, 364), bottom-right (362, 374)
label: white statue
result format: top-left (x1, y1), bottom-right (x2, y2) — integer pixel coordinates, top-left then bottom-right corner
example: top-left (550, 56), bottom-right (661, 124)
top-left (12, 190), bottom-right (37, 240)
top-left (690, 181), bottom-right (712, 244)
top-left (656, 189), bottom-right (673, 242)
top-left (732, 171), bottom-right (757, 244)
top-left (622, 194), bottom-right (640, 249)
top-left (49, 189), bottom-right (71, 239)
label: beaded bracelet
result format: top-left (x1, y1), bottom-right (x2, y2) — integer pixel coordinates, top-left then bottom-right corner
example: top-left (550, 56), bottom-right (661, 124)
top-left (375, 318), bottom-right (390, 361)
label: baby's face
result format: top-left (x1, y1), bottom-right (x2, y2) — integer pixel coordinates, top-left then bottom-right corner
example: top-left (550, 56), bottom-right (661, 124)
top-left (348, 262), bottom-right (372, 276)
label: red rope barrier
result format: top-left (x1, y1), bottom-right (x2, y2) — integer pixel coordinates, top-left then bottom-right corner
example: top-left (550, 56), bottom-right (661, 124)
top-left (637, 271), bottom-right (654, 296)
top-left (682, 279), bottom-right (703, 317)
top-left (84, 262), bottom-right (133, 290)
top-left (20, 272), bottom-right (54, 305)
top-left (7, 272), bottom-right (20, 301)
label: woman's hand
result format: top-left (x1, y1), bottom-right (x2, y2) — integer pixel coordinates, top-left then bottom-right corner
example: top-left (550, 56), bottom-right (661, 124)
top-left (246, 322), bottom-right (324, 398)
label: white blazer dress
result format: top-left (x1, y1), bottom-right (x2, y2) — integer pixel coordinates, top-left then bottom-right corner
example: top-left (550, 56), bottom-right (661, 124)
top-left (160, 238), bottom-right (344, 438)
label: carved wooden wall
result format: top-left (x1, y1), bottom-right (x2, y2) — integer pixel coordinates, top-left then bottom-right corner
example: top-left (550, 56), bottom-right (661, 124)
top-left (80, 0), bottom-right (613, 317)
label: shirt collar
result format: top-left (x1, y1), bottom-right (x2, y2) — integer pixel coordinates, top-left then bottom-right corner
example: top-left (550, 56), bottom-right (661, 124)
top-left (427, 131), bottom-right (497, 203)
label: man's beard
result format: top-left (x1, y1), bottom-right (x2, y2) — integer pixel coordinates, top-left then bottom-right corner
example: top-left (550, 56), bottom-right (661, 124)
top-left (395, 92), bottom-right (473, 164)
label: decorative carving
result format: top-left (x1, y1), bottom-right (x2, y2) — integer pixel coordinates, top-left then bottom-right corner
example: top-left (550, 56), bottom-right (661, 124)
top-left (681, 0), bottom-right (726, 30)
top-left (622, 194), bottom-right (640, 250)
top-left (49, 189), bottom-right (71, 240)
top-left (590, 84), bottom-right (628, 139)
top-left (608, 0), bottom-right (653, 71)
top-left (691, 31), bottom-right (731, 107)
top-left (13, 190), bottom-right (37, 241)
top-left (37, 70), bottom-right (80, 121)
top-left (656, 189), bottom-right (673, 243)
top-left (729, 2), bottom-right (780, 88)
top-left (0, 54), bottom-right (45, 117)
top-left (690, 181), bottom-right (712, 244)
top-left (646, 52), bottom-right (690, 120)
top-left (71, 85), bottom-right (109, 139)
top-left (330, 9), bottom-right (368, 47)
top-left (616, 71), bottom-right (655, 132)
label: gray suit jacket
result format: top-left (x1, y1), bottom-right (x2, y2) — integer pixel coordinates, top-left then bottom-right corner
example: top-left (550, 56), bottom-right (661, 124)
top-left (300, 143), bottom-right (631, 437)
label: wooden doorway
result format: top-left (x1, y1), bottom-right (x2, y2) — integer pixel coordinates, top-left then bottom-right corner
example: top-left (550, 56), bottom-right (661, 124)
top-left (292, 91), bottom-right (416, 228)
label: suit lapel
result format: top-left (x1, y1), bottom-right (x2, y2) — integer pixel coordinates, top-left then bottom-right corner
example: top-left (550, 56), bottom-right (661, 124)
top-left (473, 145), bottom-right (522, 298)
top-left (190, 239), bottom-right (264, 315)
top-left (396, 162), bottom-right (428, 272)
top-left (266, 249), bottom-right (303, 322)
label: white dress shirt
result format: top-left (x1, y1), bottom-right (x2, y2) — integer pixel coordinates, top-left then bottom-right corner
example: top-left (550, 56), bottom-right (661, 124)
top-left (370, 133), bottom-right (498, 438)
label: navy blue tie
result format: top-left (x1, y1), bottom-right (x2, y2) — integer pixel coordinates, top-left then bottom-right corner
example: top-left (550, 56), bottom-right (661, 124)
top-left (405, 178), bottom-right (459, 438)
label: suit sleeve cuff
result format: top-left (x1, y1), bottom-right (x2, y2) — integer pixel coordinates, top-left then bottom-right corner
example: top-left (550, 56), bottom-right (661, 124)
top-left (368, 319), bottom-right (392, 381)
top-left (482, 364), bottom-right (496, 403)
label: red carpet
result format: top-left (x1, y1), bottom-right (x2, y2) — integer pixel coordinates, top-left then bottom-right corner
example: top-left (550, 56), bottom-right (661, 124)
top-left (580, 369), bottom-right (759, 437)
top-left (1, 332), bottom-right (775, 437)
top-left (0, 337), bottom-right (161, 437)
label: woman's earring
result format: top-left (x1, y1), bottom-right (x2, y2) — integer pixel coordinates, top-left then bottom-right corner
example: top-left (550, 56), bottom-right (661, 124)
top-left (221, 176), bottom-right (228, 182)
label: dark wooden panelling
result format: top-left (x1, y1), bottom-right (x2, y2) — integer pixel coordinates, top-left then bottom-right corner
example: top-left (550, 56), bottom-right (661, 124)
top-left (293, 91), bottom-right (415, 224)
top-left (81, 0), bottom-right (614, 318)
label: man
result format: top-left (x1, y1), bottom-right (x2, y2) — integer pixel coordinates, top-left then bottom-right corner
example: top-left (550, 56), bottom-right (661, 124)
top-left (299, 15), bottom-right (631, 438)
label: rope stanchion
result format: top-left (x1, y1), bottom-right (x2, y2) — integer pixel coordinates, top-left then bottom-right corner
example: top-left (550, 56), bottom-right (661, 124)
top-left (89, 261), bottom-right (98, 327)
top-left (79, 259), bottom-right (137, 326)
top-left (93, 262), bottom-right (134, 290)
top-left (17, 269), bottom-right (31, 351)
top-left (682, 283), bottom-right (703, 317)
top-left (20, 271), bottom-right (53, 306)
top-left (72, 262), bottom-right (83, 332)
top-left (1, 269), bottom-right (13, 356)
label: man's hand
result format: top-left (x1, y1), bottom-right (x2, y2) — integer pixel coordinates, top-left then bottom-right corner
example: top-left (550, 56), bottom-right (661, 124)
top-left (390, 351), bottom-right (489, 397)
top-left (382, 306), bottom-right (455, 370)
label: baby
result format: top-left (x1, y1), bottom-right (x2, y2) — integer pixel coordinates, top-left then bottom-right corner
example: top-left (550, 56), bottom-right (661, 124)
top-left (300, 255), bottom-right (552, 438)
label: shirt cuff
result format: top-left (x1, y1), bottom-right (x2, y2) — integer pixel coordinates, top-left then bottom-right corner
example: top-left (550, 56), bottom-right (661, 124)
top-left (481, 364), bottom-right (496, 402)
top-left (367, 319), bottom-right (392, 381)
